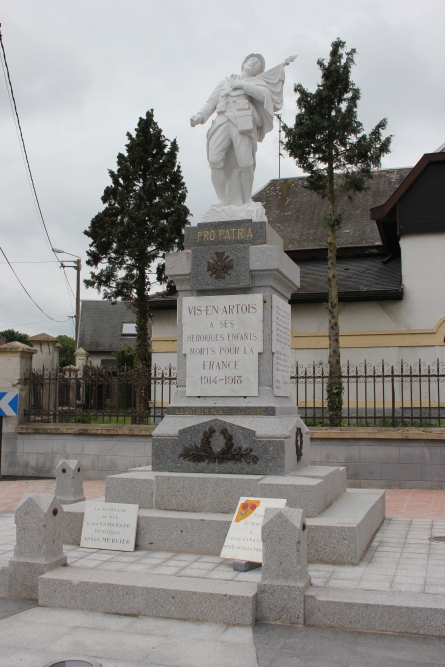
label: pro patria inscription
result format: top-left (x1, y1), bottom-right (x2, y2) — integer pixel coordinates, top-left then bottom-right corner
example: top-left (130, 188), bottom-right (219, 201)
top-left (183, 294), bottom-right (263, 396)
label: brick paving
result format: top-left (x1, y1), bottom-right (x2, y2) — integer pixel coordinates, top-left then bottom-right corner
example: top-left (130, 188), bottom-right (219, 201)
top-left (386, 488), bottom-right (445, 519)
top-left (0, 479), bottom-right (105, 511)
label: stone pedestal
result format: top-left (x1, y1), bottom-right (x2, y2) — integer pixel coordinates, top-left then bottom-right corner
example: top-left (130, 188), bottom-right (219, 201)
top-left (258, 507), bottom-right (310, 624)
top-left (152, 218), bottom-right (310, 475)
top-left (55, 459), bottom-right (85, 505)
top-left (8, 493), bottom-right (67, 599)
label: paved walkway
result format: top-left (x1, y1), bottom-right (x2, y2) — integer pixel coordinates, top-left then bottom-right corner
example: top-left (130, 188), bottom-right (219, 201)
top-left (0, 602), bottom-right (444, 666)
top-left (0, 479), bottom-right (105, 511)
top-left (1, 481), bottom-right (445, 665)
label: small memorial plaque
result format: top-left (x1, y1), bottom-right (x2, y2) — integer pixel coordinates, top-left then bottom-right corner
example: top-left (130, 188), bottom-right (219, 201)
top-left (80, 501), bottom-right (139, 551)
top-left (220, 496), bottom-right (287, 563)
top-left (272, 294), bottom-right (291, 397)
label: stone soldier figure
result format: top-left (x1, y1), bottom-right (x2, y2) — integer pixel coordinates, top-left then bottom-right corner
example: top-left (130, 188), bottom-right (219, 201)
top-left (190, 53), bottom-right (296, 215)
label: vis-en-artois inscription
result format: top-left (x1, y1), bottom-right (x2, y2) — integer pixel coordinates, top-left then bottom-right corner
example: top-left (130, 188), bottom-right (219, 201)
top-left (183, 294), bottom-right (263, 396)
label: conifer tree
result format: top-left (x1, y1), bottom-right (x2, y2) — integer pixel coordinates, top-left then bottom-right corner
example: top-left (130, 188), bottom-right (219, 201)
top-left (284, 39), bottom-right (391, 425)
top-left (84, 110), bottom-right (190, 368)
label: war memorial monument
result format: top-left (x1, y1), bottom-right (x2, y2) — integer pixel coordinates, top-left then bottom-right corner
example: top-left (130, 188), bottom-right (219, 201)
top-left (9, 53), bottom-right (445, 637)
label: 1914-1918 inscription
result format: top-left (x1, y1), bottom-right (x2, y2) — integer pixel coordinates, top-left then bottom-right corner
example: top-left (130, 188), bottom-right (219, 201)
top-left (183, 294), bottom-right (263, 396)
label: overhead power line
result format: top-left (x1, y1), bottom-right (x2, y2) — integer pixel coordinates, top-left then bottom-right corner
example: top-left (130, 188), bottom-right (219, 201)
top-left (0, 24), bottom-right (57, 258)
top-left (2, 315), bottom-right (71, 328)
top-left (0, 246), bottom-right (71, 323)
top-left (0, 23), bottom-right (77, 326)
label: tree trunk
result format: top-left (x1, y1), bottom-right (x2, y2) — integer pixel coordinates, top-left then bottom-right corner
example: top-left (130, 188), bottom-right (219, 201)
top-left (134, 268), bottom-right (151, 423)
top-left (326, 163), bottom-right (343, 426)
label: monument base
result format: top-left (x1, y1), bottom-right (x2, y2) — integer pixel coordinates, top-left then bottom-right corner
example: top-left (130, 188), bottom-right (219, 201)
top-left (201, 200), bottom-right (267, 223)
top-left (152, 415), bottom-right (310, 476)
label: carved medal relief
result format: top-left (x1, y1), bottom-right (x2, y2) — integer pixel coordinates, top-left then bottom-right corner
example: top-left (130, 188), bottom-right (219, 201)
top-left (182, 293), bottom-right (263, 397)
top-left (207, 251), bottom-right (233, 279)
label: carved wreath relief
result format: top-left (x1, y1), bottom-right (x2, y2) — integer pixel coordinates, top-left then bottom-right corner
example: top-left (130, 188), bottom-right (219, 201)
top-left (207, 252), bottom-right (233, 279)
top-left (295, 427), bottom-right (303, 462)
top-left (179, 426), bottom-right (259, 464)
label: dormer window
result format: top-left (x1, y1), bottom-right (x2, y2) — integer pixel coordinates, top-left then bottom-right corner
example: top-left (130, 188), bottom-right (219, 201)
top-left (122, 322), bottom-right (136, 336)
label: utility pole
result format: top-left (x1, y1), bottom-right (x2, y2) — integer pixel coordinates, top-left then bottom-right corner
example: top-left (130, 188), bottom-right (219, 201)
top-left (75, 258), bottom-right (81, 346)
top-left (52, 248), bottom-right (82, 347)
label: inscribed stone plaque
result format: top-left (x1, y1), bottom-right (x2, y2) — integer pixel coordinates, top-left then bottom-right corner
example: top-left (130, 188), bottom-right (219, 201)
top-left (191, 245), bottom-right (250, 289)
top-left (80, 501), bottom-right (139, 551)
top-left (184, 220), bottom-right (267, 248)
top-left (220, 497), bottom-right (287, 563)
top-left (272, 294), bottom-right (291, 397)
top-left (183, 294), bottom-right (263, 396)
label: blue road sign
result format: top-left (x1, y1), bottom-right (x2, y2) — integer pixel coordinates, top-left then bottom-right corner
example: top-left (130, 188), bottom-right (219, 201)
top-left (0, 391), bottom-right (19, 416)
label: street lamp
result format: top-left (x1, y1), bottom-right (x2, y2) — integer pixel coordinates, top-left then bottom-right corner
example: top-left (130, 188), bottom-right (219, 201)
top-left (52, 248), bottom-right (82, 347)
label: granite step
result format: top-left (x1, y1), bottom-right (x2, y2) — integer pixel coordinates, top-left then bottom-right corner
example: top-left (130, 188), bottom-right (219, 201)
top-left (104, 466), bottom-right (347, 516)
top-left (306, 488), bottom-right (385, 564)
top-left (63, 488), bottom-right (384, 565)
top-left (305, 586), bottom-right (445, 637)
top-left (38, 566), bottom-right (257, 626)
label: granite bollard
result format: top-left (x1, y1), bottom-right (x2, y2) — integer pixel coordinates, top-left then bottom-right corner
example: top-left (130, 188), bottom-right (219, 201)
top-left (55, 459), bottom-right (85, 505)
top-left (8, 493), bottom-right (67, 599)
top-left (257, 506), bottom-right (310, 624)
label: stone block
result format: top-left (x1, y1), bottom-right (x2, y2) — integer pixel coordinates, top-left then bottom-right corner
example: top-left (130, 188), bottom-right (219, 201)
top-left (359, 445), bottom-right (399, 464)
top-left (153, 418), bottom-right (298, 476)
top-left (62, 500), bottom-right (87, 545)
top-left (8, 493), bottom-right (67, 599)
top-left (305, 587), bottom-right (445, 637)
top-left (154, 471), bottom-right (262, 513)
top-left (55, 459), bottom-right (85, 505)
top-left (258, 507), bottom-right (310, 624)
top-left (136, 508), bottom-right (232, 554)
top-left (191, 245), bottom-right (251, 289)
top-left (322, 444), bottom-right (360, 463)
top-left (400, 446), bottom-right (441, 464)
top-left (113, 440), bottom-right (147, 456)
top-left (306, 489), bottom-right (385, 564)
top-left (105, 471), bottom-right (154, 508)
top-left (0, 565), bottom-right (9, 596)
top-left (82, 439), bottom-right (115, 455)
top-left (346, 462), bottom-right (382, 480)
top-left (381, 463), bottom-right (422, 481)
top-left (421, 465), bottom-right (445, 481)
top-left (258, 476), bottom-right (325, 517)
top-left (99, 455), bottom-right (131, 472)
top-left (309, 443), bottom-right (322, 462)
top-left (291, 465), bottom-right (346, 508)
top-left (39, 567), bottom-right (257, 625)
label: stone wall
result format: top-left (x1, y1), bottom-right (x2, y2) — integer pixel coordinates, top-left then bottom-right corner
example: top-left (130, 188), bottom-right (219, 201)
top-left (2, 425), bottom-right (154, 479)
top-left (1, 425), bottom-right (444, 487)
top-left (310, 428), bottom-right (445, 489)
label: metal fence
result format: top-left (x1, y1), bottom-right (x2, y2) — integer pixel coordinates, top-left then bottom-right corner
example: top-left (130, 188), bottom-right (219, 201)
top-left (292, 359), bottom-right (445, 427)
top-left (23, 358), bottom-right (445, 427)
top-left (24, 365), bottom-right (176, 425)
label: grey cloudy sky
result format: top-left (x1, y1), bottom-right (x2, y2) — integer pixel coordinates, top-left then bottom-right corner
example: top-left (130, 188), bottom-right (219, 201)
top-left (0, 0), bottom-right (444, 339)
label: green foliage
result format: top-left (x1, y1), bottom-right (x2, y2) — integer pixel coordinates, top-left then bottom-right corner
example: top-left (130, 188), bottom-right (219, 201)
top-left (326, 378), bottom-right (344, 427)
top-left (283, 38), bottom-right (392, 425)
top-left (84, 110), bottom-right (190, 368)
top-left (283, 38), bottom-right (392, 211)
top-left (113, 345), bottom-right (139, 369)
top-left (57, 335), bottom-right (76, 367)
top-left (0, 329), bottom-right (30, 345)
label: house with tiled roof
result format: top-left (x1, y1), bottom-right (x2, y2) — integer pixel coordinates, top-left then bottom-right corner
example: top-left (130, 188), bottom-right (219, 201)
top-left (77, 300), bottom-right (149, 367)
top-left (149, 147), bottom-right (445, 373)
